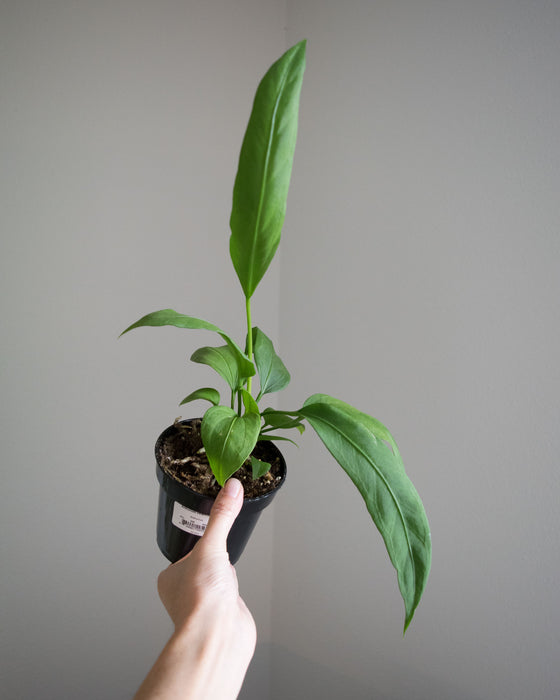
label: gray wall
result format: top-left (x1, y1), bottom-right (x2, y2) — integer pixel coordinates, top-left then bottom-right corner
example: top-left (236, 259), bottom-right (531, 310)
top-left (1, 2), bottom-right (284, 698)
top-left (273, 1), bottom-right (560, 699)
top-left (2, 2), bottom-right (559, 699)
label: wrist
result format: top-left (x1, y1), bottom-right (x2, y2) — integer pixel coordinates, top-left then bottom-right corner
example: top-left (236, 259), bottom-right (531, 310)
top-left (168, 605), bottom-right (254, 700)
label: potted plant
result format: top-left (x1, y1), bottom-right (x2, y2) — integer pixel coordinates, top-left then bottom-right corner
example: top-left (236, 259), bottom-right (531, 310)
top-left (121, 40), bottom-right (431, 632)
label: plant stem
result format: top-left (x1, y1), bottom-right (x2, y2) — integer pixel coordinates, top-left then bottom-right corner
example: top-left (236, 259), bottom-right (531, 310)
top-left (246, 296), bottom-right (253, 396)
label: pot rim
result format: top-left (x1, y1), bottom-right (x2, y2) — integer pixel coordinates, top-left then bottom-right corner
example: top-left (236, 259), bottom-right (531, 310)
top-left (155, 418), bottom-right (287, 504)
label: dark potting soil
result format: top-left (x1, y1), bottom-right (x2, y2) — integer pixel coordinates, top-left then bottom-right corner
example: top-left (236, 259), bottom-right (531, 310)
top-left (157, 418), bottom-right (284, 499)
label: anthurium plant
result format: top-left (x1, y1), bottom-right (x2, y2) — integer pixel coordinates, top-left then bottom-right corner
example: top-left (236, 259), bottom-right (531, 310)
top-left (121, 40), bottom-right (431, 632)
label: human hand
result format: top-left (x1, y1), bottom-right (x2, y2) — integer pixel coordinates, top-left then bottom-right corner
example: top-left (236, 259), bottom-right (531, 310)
top-left (158, 477), bottom-right (256, 638)
top-left (135, 478), bottom-right (256, 700)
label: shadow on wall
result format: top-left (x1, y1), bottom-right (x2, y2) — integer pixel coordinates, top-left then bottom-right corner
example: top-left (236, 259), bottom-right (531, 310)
top-left (262, 643), bottom-right (486, 700)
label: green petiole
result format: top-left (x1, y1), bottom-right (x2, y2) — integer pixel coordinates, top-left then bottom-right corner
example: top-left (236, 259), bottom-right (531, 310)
top-left (245, 296), bottom-right (253, 397)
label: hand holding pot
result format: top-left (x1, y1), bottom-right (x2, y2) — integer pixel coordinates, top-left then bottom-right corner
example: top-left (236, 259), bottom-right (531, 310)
top-left (135, 479), bottom-right (256, 700)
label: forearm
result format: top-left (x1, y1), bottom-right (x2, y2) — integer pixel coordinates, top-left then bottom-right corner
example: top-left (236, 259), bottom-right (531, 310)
top-left (135, 480), bottom-right (255, 699)
top-left (134, 609), bottom-right (254, 700)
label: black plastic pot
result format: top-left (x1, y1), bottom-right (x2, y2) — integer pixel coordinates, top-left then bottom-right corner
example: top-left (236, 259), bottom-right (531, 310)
top-left (155, 420), bottom-right (287, 564)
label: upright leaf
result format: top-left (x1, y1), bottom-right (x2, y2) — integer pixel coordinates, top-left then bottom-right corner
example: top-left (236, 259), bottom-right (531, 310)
top-left (230, 40), bottom-right (306, 299)
top-left (251, 456), bottom-right (271, 479)
top-left (241, 388), bottom-right (260, 416)
top-left (201, 405), bottom-right (261, 486)
top-left (298, 394), bottom-right (431, 632)
top-left (252, 327), bottom-right (291, 398)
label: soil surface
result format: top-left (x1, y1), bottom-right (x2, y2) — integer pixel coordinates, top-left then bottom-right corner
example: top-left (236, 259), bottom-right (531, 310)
top-left (156, 418), bottom-right (285, 499)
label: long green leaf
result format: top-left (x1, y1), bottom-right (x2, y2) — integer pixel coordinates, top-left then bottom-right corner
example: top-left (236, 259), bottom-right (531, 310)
top-left (230, 40), bottom-right (306, 299)
top-left (298, 394), bottom-right (431, 633)
top-left (201, 405), bottom-right (261, 486)
top-left (120, 309), bottom-right (255, 378)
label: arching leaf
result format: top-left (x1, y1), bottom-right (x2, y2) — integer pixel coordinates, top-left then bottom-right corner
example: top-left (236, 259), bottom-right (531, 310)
top-left (120, 309), bottom-right (255, 379)
top-left (298, 394), bottom-right (431, 632)
top-left (179, 387), bottom-right (220, 407)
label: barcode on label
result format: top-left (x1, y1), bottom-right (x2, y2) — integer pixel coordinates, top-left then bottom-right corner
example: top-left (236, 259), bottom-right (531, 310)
top-left (180, 517), bottom-right (205, 533)
top-left (172, 502), bottom-right (210, 536)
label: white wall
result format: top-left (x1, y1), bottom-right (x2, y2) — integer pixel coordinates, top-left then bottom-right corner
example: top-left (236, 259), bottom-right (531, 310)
top-left (0, 2), bottom-right (285, 698)
top-left (3, 2), bottom-right (560, 700)
top-left (273, 1), bottom-right (560, 699)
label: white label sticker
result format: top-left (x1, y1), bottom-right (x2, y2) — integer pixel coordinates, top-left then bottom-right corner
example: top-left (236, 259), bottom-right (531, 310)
top-left (172, 502), bottom-right (210, 536)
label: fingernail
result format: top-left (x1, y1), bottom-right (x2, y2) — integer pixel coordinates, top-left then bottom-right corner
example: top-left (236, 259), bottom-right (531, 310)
top-left (224, 478), bottom-right (242, 498)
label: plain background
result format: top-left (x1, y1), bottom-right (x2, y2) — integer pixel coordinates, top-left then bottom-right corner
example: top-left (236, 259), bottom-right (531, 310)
top-left (1, 2), bottom-right (559, 699)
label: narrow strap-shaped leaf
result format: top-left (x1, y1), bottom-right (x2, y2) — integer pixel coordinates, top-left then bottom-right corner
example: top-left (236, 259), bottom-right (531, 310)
top-left (120, 309), bottom-right (255, 378)
top-left (230, 40), bottom-right (306, 299)
top-left (298, 394), bottom-right (431, 632)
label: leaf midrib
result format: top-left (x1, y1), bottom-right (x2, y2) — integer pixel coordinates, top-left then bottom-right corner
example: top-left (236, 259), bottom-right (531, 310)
top-left (245, 68), bottom-right (290, 295)
top-left (217, 416), bottom-right (238, 480)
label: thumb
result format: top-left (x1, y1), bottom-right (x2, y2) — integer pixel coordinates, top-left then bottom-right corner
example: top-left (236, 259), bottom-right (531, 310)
top-left (200, 478), bottom-right (244, 552)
